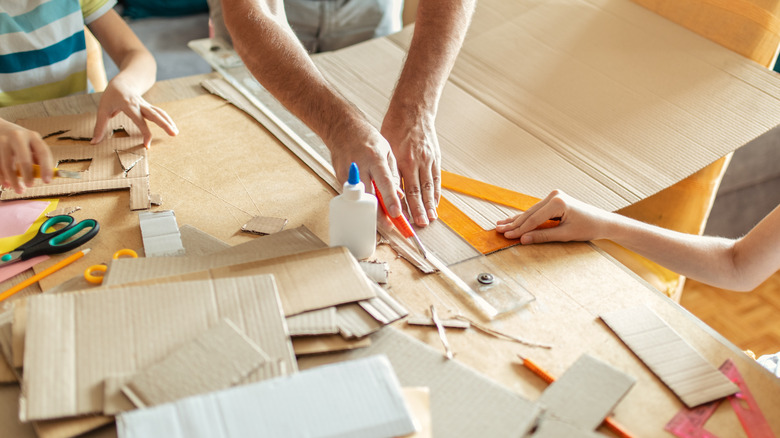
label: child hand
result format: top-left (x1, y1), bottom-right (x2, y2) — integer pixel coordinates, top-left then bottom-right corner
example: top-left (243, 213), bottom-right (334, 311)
top-left (495, 190), bottom-right (610, 244)
top-left (0, 120), bottom-right (53, 194)
top-left (92, 77), bottom-right (178, 148)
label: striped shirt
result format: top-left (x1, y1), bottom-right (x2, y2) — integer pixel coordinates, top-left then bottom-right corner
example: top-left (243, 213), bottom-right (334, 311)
top-left (0, 0), bottom-right (116, 107)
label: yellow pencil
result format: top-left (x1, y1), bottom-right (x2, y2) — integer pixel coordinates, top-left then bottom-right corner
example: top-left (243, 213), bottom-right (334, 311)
top-left (0, 248), bottom-right (91, 302)
top-left (16, 164), bottom-right (82, 179)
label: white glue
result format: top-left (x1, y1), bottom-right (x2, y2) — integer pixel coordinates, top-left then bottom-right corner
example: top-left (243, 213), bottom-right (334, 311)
top-left (329, 162), bottom-right (377, 260)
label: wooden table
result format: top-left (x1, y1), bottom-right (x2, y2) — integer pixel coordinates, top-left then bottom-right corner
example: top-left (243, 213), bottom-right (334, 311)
top-left (1, 73), bottom-right (778, 438)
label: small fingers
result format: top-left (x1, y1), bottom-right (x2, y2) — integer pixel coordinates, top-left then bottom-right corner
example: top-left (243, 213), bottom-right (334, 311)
top-left (142, 105), bottom-right (179, 138)
top-left (402, 168), bottom-right (428, 227)
top-left (30, 136), bottom-right (53, 183)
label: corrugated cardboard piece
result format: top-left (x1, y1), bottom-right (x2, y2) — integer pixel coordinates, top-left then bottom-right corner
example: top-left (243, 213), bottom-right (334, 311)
top-left (121, 319), bottom-right (270, 409)
top-left (600, 305), bottom-right (738, 407)
top-left (536, 354), bottom-right (635, 431)
top-left (241, 215), bottom-right (288, 235)
top-left (298, 327), bottom-right (542, 437)
top-left (1, 113), bottom-right (153, 210)
top-left (21, 274), bottom-right (295, 422)
top-left (138, 210), bottom-right (185, 257)
top-left (116, 356), bottom-right (417, 438)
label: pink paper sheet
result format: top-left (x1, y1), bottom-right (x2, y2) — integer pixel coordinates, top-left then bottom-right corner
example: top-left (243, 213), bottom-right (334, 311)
top-left (0, 255), bottom-right (49, 283)
top-left (0, 200), bottom-right (50, 238)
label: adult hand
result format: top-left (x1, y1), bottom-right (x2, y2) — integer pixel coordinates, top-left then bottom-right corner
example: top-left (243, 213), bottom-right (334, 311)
top-left (330, 125), bottom-right (403, 220)
top-left (381, 108), bottom-right (440, 227)
top-left (92, 76), bottom-right (178, 148)
top-left (495, 190), bottom-right (611, 244)
top-left (0, 120), bottom-right (53, 194)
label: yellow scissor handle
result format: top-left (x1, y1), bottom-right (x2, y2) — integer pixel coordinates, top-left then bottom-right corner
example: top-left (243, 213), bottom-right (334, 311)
top-left (84, 249), bottom-right (138, 284)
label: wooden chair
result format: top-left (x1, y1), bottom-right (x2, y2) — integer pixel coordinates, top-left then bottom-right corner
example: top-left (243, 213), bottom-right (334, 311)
top-left (595, 0), bottom-right (780, 301)
top-left (85, 27), bottom-right (108, 92)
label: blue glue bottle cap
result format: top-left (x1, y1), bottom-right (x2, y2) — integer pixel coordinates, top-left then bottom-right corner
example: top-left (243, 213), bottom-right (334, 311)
top-left (348, 162), bottom-right (359, 185)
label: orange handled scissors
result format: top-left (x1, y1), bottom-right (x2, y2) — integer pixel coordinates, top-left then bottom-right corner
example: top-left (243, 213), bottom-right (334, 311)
top-left (84, 249), bottom-right (138, 284)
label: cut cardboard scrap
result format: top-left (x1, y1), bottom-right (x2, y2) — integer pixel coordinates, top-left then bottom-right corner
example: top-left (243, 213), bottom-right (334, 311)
top-left (116, 356), bottom-right (417, 438)
top-left (104, 225), bottom-right (325, 286)
top-left (337, 303), bottom-right (384, 339)
top-left (536, 354), bottom-right (636, 431)
top-left (45, 206), bottom-right (81, 218)
top-left (121, 319), bottom-right (270, 410)
top-left (178, 224), bottom-right (231, 256)
top-left (241, 215), bottom-right (288, 235)
top-left (406, 315), bottom-right (470, 329)
top-left (116, 150), bottom-right (144, 174)
top-left (285, 307), bottom-right (338, 336)
top-left (297, 327), bottom-right (542, 438)
top-left (358, 283), bottom-right (408, 325)
top-left (20, 274), bottom-right (295, 422)
top-left (600, 305), bottom-right (739, 408)
top-left (292, 334), bottom-right (372, 356)
top-left (359, 260), bottom-right (389, 284)
top-left (138, 210), bottom-right (186, 257)
top-left (1, 113), bottom-right (153, 210)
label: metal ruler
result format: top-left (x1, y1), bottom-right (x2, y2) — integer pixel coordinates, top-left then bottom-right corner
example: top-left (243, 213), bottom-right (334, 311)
top-left (664, 359), bottom-right (774, 438)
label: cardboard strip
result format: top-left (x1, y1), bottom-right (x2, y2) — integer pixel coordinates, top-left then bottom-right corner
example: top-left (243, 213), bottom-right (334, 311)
top-left (138, 210), bottom-right (185, 257)
top-left (600, 305), bottom-right (738, 408)
top-left (21, 274), bottom-right (295, 421)
top-left (536, 354), bottom-right (636, 431)
top-left (121, 319), bottom-right (270, 409)
top-left (292, 334), bottom-right (372, 356)
top-left (241, 215), bottom-right (288, 235)
top-left (286, 307), bottom-right (338, 336)
top-left (116, 356), bottom-right (417, 438)
top-left (357, 283), bottom-right (408, 325)
top-left (406, 315), bottom-right (470, 329)
top-left (336, 303), bottom-right (384, 338)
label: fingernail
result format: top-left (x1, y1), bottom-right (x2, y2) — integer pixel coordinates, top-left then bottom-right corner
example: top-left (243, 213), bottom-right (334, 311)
top-left (416, 216), bottom-right (429, 226)
top-left (428, 209), bottom-right (437, 220)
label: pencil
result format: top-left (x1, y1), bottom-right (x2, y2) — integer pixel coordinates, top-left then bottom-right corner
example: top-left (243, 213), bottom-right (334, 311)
top-left (517, 354), bottom-right (636, 438)
top-left (0, 248), bottom-right (91, 302)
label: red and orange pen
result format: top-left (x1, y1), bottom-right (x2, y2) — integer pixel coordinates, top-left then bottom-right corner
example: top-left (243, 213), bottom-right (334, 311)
top-left (372, 181), bottom-right (428, 259)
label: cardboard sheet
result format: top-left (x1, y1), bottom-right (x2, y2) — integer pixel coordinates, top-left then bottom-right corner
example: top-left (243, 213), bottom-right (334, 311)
top-left (600, 305), bottom-right (738, 408)
top-left (21, 275), bottom-right (295, 421)
top-left (138, 210), bottom-right (185, 257)
top-left (121, 319), bottom-right (270, 409)
top-left (178, 224), bottom-right (231, 256)
top-left (103, 226), bottom-right (325, 286)
top-left (536, 354), bottom-right (636, 431)
top-left (1, 114), bottom-right (153, 210)
top-left (298, 327), bottom-right (542, 437)
top-left (286, 307), bottom-right (338, 336)
top-left (116, 356), bottom-right (417, 438)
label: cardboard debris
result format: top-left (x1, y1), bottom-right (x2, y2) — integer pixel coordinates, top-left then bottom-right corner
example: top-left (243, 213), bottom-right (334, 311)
top-left (600, 305), bottom-right (738, 407)
top-left (292, 335), bottom-right (372, 356)
top-left (121, 319), bottom-right (270, 410)
top-left (104, 226), bottom-right (326, 286)
top-left (11, 299), bottom-right (26, 368)
top-left (45, 206), bottom-right (81, 218)
top-left (116, 150), bottom-right (144, 173)
top-left (286, 307), bottom-right (339, 336)
top-left (21, 275), bottom-right (295, 421)
top-left (337, 303), bottom-right (385, 339)
top-left (103, 375), bottom-right (134, 415)
top-left (358, 260), bottom-right (389, 284)
top-left (358, 283), bottom-right (408, 325)
top-left (116, 356), bottom-right (417, 438)
top-left (0, 350), bottom-right (13, 383)
top-left (149, 193), bottom-right (163, 206)
top-left (178, 224), bottom-right (231, 256)
top-left (536, 354), bottom-right (635, 431)
top-left (0, 310), bottom-right (14, 381)
top-left (241, 215), bottom-right (288, 235)
top-left (138, 210), bottom-right (185, 257)
top-left (406, 315), bottom-right (470, 329)
top-left (1, 113), bottom-right (153, 210)
top-left (298, 327), bottom-right (542, 437)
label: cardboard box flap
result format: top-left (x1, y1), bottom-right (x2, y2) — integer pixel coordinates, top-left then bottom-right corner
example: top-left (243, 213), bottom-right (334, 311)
top-left (21, 274), bottom-right (295, 421)
top-left (116, 356), bottom-right (417, 438)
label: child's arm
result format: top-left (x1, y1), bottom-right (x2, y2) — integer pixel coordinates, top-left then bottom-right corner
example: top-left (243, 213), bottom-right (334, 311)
top-left (88, 10), bottom-right (178, 148)
top-left (496, 190), bottom-right (780, 291)
top-left (0, 118), bottom-right (54, 193)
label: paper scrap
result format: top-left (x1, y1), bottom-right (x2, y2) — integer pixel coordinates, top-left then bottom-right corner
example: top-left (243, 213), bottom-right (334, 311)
top-left (116, 356), bottom-right (417, 438)
top-left (0, 199), bottom-right (58, 253)
top-left (0, 200), bottom-right (50, 238)
top-left (241, 215), bottom-right (288, 235)
top-left (121, 319), bottom-right (270, 409)
top-left (537, 354), bottom-right (635, 431)
top-left (600, 305), bottom-right (738, 407)
top-left (138, 210), bottom-right (185, 257)
top-left (0, 255), bottom-right (49, 284)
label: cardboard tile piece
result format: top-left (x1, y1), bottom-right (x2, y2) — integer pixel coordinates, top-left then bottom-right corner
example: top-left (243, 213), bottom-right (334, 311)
top-left (1, 113), bottom-right (153, 210)
top-left (21, 275), bottom-right (295, 422)
top-left (536, 354), bottom-right (636, 431)
top-left (241, 215), bottom-right (288, 235)
top-left (121, 319), bottom-right (269, 409)
top-left (358, 283), bottom-right (409, 325)
top-left (104, 226), bottom-right (325, 286)
top-left (298, 327), bottom-right (541, 438)
top-left (600, 305), bottom-right (739, 408)
top-left (138, 210), bottom-right (185, 257)
top-left (116, 356), bottom-right (417, 438)
top-left (286, 307), bottom-right (338, 336)
top-left (337, 303), bottom-right (385, 339)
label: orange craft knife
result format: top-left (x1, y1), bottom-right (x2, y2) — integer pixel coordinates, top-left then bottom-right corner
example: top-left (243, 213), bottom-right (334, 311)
top-left (372, 181), bottom-right (428, 259)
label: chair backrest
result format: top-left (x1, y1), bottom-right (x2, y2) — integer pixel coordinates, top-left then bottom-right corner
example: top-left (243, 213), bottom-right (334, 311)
top-left (632, 0), bottom-right (780, 67)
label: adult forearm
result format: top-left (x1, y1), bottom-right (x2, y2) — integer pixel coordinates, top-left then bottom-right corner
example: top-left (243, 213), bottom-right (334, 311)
top-left (389, 0), bottom-right (475, 113)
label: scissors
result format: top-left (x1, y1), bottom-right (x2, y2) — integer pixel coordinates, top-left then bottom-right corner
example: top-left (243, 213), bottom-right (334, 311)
top-left (0, 215), bottom-right (99, 266)
top-left (84, 249), bottom-right (138, 285)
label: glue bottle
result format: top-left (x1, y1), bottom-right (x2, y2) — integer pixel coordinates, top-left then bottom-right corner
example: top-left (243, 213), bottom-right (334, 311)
top-left (329, 162), bottom-right (377, 259)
